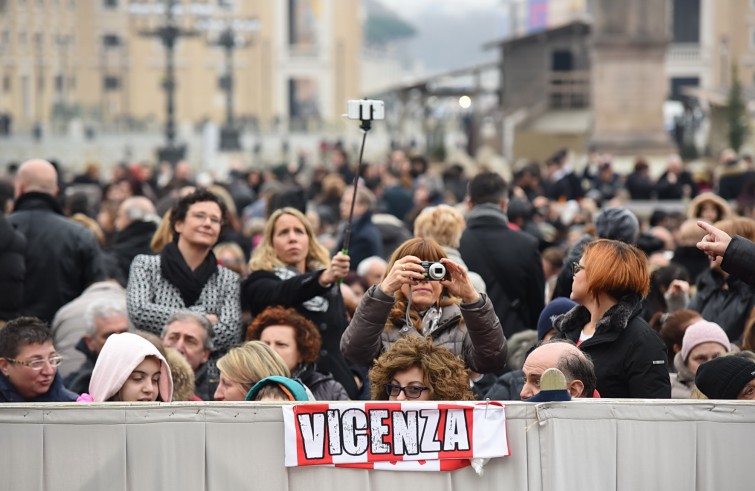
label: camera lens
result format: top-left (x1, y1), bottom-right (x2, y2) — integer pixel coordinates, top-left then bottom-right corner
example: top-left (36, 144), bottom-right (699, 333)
top-left (428, 263), bottom-right (446, 281)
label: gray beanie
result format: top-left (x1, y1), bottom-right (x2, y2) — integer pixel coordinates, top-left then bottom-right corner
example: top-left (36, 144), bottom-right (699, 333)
top-left (594, 207), bottom-right (640, 245)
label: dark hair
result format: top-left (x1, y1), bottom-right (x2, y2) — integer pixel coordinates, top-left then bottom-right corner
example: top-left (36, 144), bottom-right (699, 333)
top-left (0, 317), bottom-right (53, 358)
top-left (170, 188), bottom-right (228, 234)
top-left (556, 350), bottom-right (597, 398)
top-left (646, 263), bottom-right (690, 315)
top-left (246, 306), bottom-right (322, 365)
top-left (468, 171), bottom-right (507, 205)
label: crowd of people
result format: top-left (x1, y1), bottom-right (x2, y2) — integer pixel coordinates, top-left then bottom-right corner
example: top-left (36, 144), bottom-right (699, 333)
top-left (2, 144), bottom-right (755, 405)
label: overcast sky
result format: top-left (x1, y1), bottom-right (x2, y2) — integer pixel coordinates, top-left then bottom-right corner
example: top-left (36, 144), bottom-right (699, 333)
top-left (378, 0), bottom-right (503, 17)
top-left (374, 0), bottom-right (506, 75)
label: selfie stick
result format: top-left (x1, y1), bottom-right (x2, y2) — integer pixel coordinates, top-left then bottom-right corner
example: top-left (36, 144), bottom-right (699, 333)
top-left (341, 118), bottom-right (372, 257)
top-left (341, 101), bottom-right (381, 258)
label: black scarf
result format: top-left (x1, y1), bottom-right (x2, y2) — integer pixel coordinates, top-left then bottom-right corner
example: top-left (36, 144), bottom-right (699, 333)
top-left (160, 242), bottom-right (218, 307)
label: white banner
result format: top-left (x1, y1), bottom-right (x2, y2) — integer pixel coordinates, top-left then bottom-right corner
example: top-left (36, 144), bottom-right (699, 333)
top-left (282, 401), bottom-right (510, 471)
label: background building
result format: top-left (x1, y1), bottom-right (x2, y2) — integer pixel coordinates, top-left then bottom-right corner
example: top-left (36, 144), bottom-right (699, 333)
top-left (0, 0), bottom-right (362, 135)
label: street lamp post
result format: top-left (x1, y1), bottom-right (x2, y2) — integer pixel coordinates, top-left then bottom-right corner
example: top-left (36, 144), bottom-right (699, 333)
top-left (217, 28), bottom-right (240, 151)
top-left (131, 0), bottom-right (205, 166)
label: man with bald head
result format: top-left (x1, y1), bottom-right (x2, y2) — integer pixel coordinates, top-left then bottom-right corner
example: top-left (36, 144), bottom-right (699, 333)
top-left (9, 159), bottom-right (106, 321)
top-left (520, 340), bottom-right (598, 400)
top-left (107, 196), bottom-right (159, 285)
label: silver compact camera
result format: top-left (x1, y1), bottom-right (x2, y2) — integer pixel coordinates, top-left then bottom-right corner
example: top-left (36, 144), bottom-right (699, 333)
top-left (420, 261), bottom-right (448, 281)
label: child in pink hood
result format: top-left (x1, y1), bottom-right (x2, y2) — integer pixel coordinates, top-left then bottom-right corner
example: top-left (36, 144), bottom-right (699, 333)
top-left (78, 332), bottom-right (173, 402)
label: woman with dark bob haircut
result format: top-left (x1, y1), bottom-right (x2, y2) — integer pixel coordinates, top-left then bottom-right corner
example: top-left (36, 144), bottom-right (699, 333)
top-left (341, 237), bottom-right (507, 374)
top-left (551, 239), bottom-right (671, 398)
top-left (370, 336), bottom-right (474, 401)
top-left (127, 189), bottom-right (242, 386)
top-left (247, 306), bottom-right (349, 400)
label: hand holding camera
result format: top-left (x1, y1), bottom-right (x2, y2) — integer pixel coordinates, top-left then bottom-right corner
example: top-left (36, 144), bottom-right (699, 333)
top-left (439, 258), bottom-right (481, 305)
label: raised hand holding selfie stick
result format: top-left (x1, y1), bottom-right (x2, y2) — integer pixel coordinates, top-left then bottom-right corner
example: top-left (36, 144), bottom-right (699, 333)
top-left (340, 100), bottom-right (385, 270)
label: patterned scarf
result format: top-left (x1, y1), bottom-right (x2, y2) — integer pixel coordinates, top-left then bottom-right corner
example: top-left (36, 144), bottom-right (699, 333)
top-left (273, 266), bottom-right (329, 313)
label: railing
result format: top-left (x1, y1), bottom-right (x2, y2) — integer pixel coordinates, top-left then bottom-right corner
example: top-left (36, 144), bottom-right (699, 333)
top-left (548, 70), bottom-right (590, 109)
top-left (668, 43), bottom-right (702, 64)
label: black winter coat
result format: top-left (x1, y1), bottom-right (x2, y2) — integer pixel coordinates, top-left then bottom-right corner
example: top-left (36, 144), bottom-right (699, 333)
top-left (0, 215), bottom-right (26, 321)
top-left (721, 235), bottom-right (755, 288)
top-left (335, 211), bottom-right (383, 271)
top-left (107, 220), bottom-right (157, 286)
top-left (241, 269), bottom-right (360, 399)
top-left (296, 365), bottom-right (349, 401)
top-left (459, 206), bottom-right (545, 338)
top-left (9, 193), bottom-right (106, 322)
top-left (688, 268), bottom-right (755, 342)
top-left (552, 295), bottom-right (671, 399)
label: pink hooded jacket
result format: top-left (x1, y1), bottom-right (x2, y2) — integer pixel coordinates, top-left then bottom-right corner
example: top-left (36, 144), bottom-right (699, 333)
top-left (83, 332), bottom-right (173, 402)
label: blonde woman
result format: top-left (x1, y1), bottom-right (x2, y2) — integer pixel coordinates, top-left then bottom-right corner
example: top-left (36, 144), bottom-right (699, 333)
top-left (241, 207), bottom-right (359, 398)
top-left (213, 341), bottom-right (290, 400)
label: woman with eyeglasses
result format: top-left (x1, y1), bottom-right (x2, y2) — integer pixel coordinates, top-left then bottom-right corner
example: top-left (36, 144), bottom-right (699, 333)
top-left (551, 239), bottom-right (671, 398)
top-left (127, 189), bottom-right (242, 388)
top-left (0, 317), bottom-right (77, 402)
top-left (369, 336), bottom-right (474, 401)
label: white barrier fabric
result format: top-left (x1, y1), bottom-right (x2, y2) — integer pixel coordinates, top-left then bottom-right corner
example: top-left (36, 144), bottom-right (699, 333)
top-left (0, 400), bottom-right (753, 491)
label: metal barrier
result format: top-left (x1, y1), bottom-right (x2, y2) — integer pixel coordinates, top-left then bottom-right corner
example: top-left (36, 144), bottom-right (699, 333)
top-left (1, 400), bottom-right (753, 491)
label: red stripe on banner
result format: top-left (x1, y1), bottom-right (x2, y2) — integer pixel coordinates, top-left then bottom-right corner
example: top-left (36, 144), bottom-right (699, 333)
top-left (437, 404), bottom-right (474, 461)
top-left (294, 403), bottom-right (333, 466)
top-left (365, 402), bottom-right (402, 462)
top-left (439, 459), bottom-right (472, 471)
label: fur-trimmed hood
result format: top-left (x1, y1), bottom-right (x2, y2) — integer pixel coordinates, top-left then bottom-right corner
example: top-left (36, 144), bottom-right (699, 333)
top-left (554, 294), bottom-right (644, 338)
top-left (687, 192), bottom-right (732, 221)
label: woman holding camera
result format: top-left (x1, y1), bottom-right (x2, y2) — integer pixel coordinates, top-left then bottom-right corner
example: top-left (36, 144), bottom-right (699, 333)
top-left (341, 237), bottom-right (507, 373)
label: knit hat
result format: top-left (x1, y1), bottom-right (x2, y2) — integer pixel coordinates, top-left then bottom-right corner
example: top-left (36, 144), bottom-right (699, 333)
top-left (245, 376), bottom-right (310, 401)
top-left (695, 356), bottom-right (755, 400)
top-left (680, 320), bottom-right (731, 362)
top-left (537, 297), bottom-right (578, 341)
top-left (89, 332), bottom-right (173, 402)
top-left (594, 207), bottom-right (640, 244)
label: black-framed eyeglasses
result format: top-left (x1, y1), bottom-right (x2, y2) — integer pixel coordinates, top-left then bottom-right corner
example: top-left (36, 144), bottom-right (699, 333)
top-left (571, 262), bottom-right (585, 276)
top-left (384, 383), bottom-right (431, 399)
top-left (5, 355), bottom-right (63, 371)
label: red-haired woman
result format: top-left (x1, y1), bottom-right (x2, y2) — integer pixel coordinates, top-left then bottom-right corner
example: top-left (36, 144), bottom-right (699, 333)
top-left (246, 306), bottom-right (349, 400)
top-left (552, 239), bottom-right (671, 398)
top-left (340, 237), bottom-right (506, 374)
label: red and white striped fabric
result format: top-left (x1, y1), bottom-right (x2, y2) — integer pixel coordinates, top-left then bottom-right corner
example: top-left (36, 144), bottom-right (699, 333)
top-left (282, 401), bottom-right (509, 472)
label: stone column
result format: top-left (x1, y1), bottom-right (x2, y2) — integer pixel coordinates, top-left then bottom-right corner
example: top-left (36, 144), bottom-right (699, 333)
top-left (590, 0), bottom-right (676, 154)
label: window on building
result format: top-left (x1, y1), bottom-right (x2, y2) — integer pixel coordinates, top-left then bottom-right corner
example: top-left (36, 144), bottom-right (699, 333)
top-left (672, 0), bottom-right (700, 43)
top-left (670, 77), bottom-right (699, 102)
top-left (55, 74), bottom-right (64, 92)
top-left (751, 28), bottom-right (755, 50)
top-left (102, 34), bottom-right (121, 48)
top-left (37, 75), bottom-right (44, 91)
top-left (2, 76), bottom-right (10, 92)
top-left (1, 30), bottom-right (9, 50)
top-left (288, 77), bottom-right (320, 119)
top-left (34, 32), bottom-right (43, 48)
top-left (103, 75), bottom-right (120, 91)
top-left (103, 0), bottom-right (117, 7)
top-left (19, 31), bottom-right (27, 46)
top-left (288, 0), bottom-right (318, 48)
top-left (0, 0), bottom-right (7, 13)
